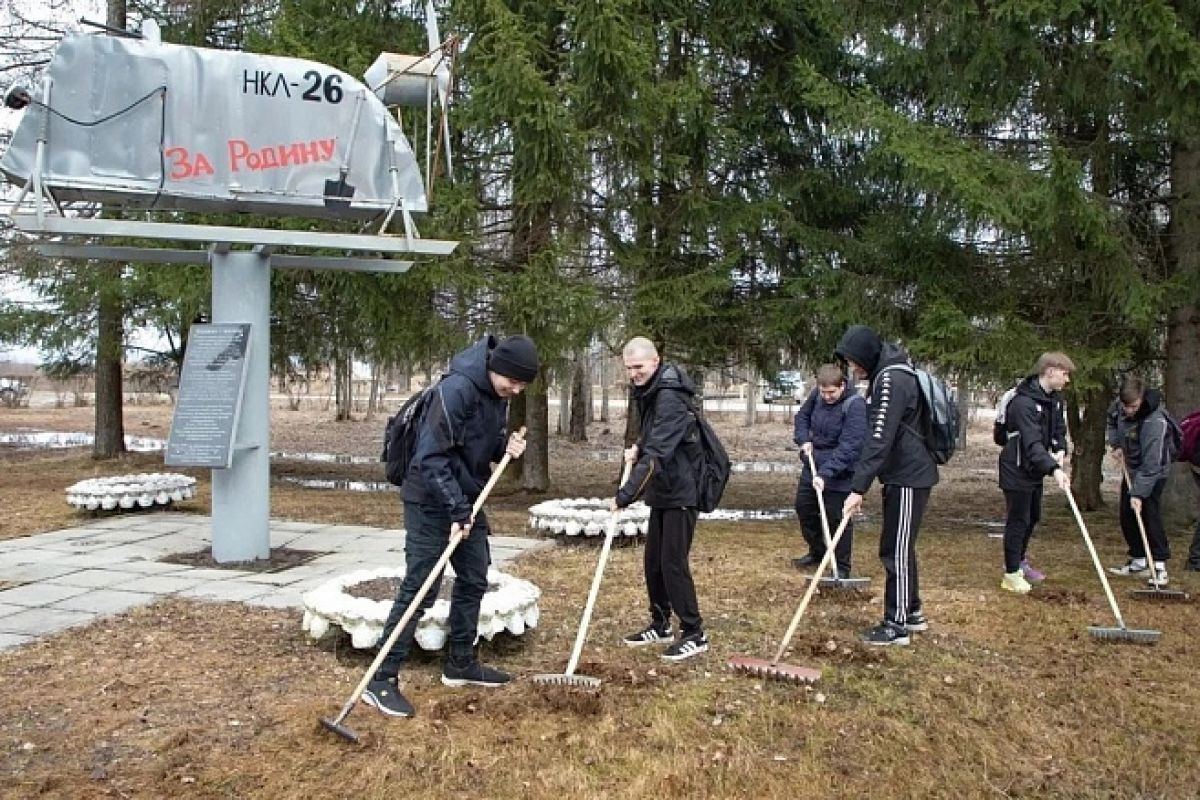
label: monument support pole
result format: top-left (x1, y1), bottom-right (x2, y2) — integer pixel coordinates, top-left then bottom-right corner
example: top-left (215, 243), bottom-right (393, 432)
top-left (210, 249), bottom-right (271, 561)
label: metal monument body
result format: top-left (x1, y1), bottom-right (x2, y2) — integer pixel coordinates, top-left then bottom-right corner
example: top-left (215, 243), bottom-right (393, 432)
top-left (1, 9), bottom-right (458, 561)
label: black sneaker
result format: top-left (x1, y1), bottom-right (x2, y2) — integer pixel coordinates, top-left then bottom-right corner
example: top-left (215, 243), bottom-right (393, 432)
top-left (441, 659), bottom-right (511, 688)
top-left (905, 612), bottom-right (929, 633)
top-left (861, 622), bottom-right (910, 647)
top-left (361, 677), bottom-right (415, 718)
top-left (623, 623), bottom-right (673, 647)
top-left (791, 553), bottom-right (820, 569)
top-left (661, 631), bottom-right (709, 662)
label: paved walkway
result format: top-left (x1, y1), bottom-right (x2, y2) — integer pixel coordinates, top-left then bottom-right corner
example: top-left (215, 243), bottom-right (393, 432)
top-left (0, 513), bottom-right (547, 652)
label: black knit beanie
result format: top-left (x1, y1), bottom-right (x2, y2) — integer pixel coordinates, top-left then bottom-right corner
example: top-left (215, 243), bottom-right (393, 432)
top-left (488, 335), bottom-right (539, 382)
top-left (834, 325), bottom-right (883, 374)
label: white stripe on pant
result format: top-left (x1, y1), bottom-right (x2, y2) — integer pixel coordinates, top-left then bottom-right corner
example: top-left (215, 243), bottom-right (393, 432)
top-left (879, 485), bottom-right (931, 627)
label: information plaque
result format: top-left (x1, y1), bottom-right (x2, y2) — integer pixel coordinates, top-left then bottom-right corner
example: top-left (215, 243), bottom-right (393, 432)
top-left (165, 323), bottom-right (251, 469)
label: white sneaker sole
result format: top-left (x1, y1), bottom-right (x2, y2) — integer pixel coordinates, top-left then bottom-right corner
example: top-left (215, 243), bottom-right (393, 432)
top-left (440, 676), bottom-right (508, 688)
top-left (623, 633), bottom-right (671, 648)
top-left (660, 643), bottom-right (709, 662)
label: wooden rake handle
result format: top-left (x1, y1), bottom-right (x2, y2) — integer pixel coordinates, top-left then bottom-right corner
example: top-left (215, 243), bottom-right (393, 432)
top-left (1121, 466), bottom-right (1164, 589)
top-left (333, 428), bottom-right (524, 723)
top-left (1062, 483), bottom-right (1128, 630)
top-left (771, 512), bottom-right (852, 665)
top-left (564, 460), bottom-right (634, 676)
top-left (805, 450), bottom-right (840, 580)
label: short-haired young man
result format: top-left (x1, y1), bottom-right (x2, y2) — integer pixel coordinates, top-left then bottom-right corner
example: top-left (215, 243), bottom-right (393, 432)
top-left (792, 364), bottom-right (867, 578)
top-left (1106, 376), bottom-right (1176, 585)
top-left (614, 336), bottom-right (709, 661)
top-left (996, 352), bottom-right (1073, 594)
top-left (363, 334), bottom-right (538, 719)
top-left (837, 325), bottom-right (939, 646)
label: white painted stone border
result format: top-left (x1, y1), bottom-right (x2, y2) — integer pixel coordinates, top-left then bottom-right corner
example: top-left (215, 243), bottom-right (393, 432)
top-left (301, 566), bottom-right (541, 650)
top-left (527, 498), bottom-right (650, 539)
top-left (65, 472), bottom-right (197, 511)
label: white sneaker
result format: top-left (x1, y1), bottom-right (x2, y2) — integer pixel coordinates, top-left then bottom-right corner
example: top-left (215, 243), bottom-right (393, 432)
top-left (1108, 558), bottom-right (1148, 576)
top-left (1001, 570), bottom-right (1032, 594)
top-left (1146, 564), bottom-right (1169, 586)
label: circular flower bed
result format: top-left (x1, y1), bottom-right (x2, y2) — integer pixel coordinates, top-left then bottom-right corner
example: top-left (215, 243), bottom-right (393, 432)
top-left (527, 498), bottom-right (650, 542)
top-left (300, 567), bottom-right (541, 650)
top-left (65, 473), bottom-right (197, 512)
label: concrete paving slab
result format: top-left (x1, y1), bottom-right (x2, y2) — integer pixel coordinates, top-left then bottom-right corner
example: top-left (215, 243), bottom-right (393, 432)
top-left (45, 569), bottom-right (145, 589)
top-left (269, 520), bottom-right (332, 533)
top-left (0, 548), bottom-right (72, 567)
top-left (178, 581), bottom-right (271, 603)
top-left (104, 560), bottom-right (193, 575)
top-left (53, 551), bottom-right (156, 569)
top-left (0, 607), bottom-right (98, 636)
top-left (0, 602), bottom-right (27, 617)
top-left (0, 633), bottom-right (35, 651)
top-left (319, 524), bottom-right (392, 537)
top-left (124, 519), bottom-right (199, 535)
top-left (109, 574), bottom-right (206, 594)
top-left (237, 570), bottom-right (313, 586)
top-left (0, 582), bottom-right (90, 607)
top-left (244, 591), bottom-right (304, 609)
top-left (51, 589), bottom-right (157, 616)
top-left (176, 568), bottom-right (254, 581)
top-left (284, 533), bottom-right (365, 550)
top-left (338, 535), bottom-right (403, 552)
top-left (0, 563), bottom-right (84, 582)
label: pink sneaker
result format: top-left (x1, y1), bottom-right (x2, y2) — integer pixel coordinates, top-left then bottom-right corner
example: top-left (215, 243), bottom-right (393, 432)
top-left (1020, 559), bottom-right (1045, 583)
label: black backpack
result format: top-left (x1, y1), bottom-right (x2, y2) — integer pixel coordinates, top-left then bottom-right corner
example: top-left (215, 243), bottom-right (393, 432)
top-left (381, 383), bottom-right (439, 486)
top-left (878, 364), bottom-right (961, 465)
top-left (688, 397), bottom-right (731, 513)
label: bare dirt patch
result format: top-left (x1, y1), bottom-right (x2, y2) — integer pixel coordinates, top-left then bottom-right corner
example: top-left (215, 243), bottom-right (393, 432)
top-left (160, 546), bottom-right (327, 572)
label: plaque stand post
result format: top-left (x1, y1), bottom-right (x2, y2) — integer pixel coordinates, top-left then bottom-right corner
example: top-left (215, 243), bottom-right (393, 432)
top-left (210, 249), bottom-right (270, 562)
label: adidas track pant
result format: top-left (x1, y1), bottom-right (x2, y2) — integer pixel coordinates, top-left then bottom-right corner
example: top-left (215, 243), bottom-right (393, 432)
top-left (644, 507), bottom-right (703, 636)
top-left (879, 485), bottom-right (930, 627)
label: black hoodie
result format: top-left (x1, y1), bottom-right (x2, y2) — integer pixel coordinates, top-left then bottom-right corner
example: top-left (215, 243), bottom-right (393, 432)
top-left (617, 363), bottom-right (703, 509)
top-left (402, 335), bottom-right (510, 523)
top-left (998, 374), bottom-right (1068, 491)
top-left (843, 338), bottom-right (939, 493)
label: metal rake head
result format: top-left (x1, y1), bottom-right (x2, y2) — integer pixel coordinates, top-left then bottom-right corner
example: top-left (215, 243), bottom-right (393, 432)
top-left (1130, 587), bottom-right (1191, 602)
top-left (531, 672), bottom-right (602, 690)
top-left (727, 656), bottom-right (822, 684)
top-left (1088, 625), bottom-right (1161, 644)
top-left (319, 716), bottom-right (362, 744)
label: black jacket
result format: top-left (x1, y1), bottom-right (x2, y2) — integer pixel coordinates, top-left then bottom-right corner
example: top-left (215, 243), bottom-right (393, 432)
top-left (617, 363), bottom-right (702, 509)
top-left (402, 336), bottom-right (509, 523)
top-left (1106, 389), bottom-right (1173, 497)
top-left (998, 375), bottom-right (1068, 491)
top-left (850, 343), bottom-right (939, 493)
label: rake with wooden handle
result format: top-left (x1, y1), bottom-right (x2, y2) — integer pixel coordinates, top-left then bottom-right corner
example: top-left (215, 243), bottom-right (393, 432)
top-left (320, 430), bottom-right (523, 743)
top-left (728, 513), bottom-right (853, 683)
top-left (1061, 483), bottom-right (1160, 644)
top-left (1122, 466), bottom-right (1190, 602)
top-left (533, 461), bottom-right (635, 689)
top-left (805, 450), bottom-right (869, 591)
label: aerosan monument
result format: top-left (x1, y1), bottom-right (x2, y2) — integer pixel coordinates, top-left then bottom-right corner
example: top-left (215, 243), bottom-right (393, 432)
top-left (1, 5), bottom-right (457, 561)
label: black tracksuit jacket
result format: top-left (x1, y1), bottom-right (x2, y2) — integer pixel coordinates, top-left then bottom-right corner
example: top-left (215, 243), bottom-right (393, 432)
top-left (616, 363), bottom-right (703, 509)
top-left (850, 344), bottom-right (939, 493)
top-left (998, 375), bottom-right (1068, 492)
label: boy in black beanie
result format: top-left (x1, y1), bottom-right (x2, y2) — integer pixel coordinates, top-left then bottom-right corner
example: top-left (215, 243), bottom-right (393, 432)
top-left (836, 325), bottom-right (938, 646)
top-left (364, 334), bottom-right (537, 719)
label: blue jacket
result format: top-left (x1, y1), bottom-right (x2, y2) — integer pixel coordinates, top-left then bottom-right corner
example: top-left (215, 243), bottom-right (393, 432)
top-left (794, 387), bottom-right (866, 493)
top-left (401, 336), bottom-right (509, 523)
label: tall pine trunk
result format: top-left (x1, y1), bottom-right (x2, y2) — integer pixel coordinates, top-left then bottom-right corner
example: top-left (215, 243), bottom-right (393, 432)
top-left (1066, 386), bottom-right (1108, 511)
top-left (568, 351), bottom-right (588, 442)
top-left (522, 374), bottom-right (550, 491)
top-left (1164, 136), bottom-right (1200, 526)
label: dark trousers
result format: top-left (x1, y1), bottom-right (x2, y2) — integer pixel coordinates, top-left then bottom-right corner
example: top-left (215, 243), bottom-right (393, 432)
top-left (644, 507), bottom-right (703, 635)
top-left (376, 502), bottom-right (491, 679)
top-left (795, 481), bottom-right (854, 576)
top-left (1002, 485), bottom-right (1043, 574)
top-left (1119, 479), bottom-right (1169, 562)
top-left (879, 485), bottom-right (930, 627)
top-left (1189, 472), bottom-right (1200, 566)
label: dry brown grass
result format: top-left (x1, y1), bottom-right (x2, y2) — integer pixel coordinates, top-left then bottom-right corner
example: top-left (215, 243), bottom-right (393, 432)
top-left (1, 405), bottom-right (1199, 798)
